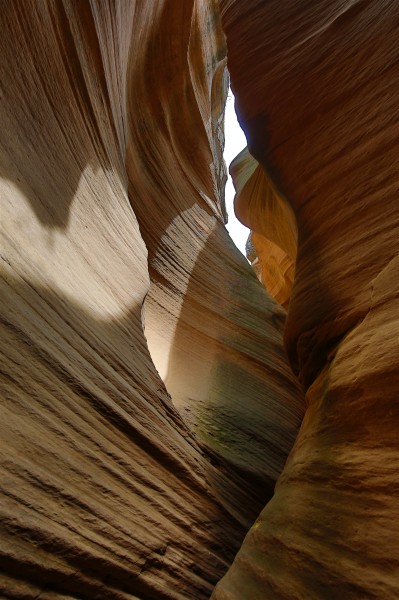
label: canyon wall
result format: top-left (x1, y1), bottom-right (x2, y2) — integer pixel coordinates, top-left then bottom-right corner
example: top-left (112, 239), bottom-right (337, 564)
top-left (3, 1), bottom-right (396, 598)
top-left (0, 1), bottom-right (303, 598)
top-left (213, 1), bottom-right (399, 598)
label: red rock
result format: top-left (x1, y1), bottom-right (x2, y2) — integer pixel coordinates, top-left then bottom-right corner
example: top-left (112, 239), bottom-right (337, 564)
top-left (213, 1), bottom-right (399, 598)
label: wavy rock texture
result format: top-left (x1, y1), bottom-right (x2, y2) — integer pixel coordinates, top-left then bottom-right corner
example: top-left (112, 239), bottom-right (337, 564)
top-left (0, 1), bottom-right (304, 598)
top-left (230, 148), bottom-right (297, 308)
top-left (213, 1), bottom-right (399, 598)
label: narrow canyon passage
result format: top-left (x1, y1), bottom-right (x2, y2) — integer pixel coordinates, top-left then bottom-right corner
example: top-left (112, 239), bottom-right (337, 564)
top-left (0, 2), bottom-right (303, 599)
top-left (0, 1), bottom-right (398, 600)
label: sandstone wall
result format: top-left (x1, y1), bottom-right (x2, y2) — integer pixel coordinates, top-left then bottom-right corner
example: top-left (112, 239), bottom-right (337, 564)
top-left (0, 1), bottom-right (303, 598)
top-left (213, 1), bottom-right (399, 598)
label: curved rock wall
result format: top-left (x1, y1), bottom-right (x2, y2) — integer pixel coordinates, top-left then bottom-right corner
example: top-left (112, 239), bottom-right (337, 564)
top-left (213, 1), bottom-right (399, 598)
top-left (0, 1), bottom-right (303, 598)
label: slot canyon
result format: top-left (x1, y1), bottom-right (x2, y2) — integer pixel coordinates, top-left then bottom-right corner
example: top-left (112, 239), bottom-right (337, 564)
top-left (0, 1), bottom-right (398, 599)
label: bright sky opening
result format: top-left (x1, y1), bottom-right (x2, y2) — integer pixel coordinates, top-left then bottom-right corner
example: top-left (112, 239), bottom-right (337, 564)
top-left (223, 89), bottom-right (249, 256)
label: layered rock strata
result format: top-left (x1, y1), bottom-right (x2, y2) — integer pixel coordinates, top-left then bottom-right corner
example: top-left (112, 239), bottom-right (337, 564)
top-left (0, 1), bottom-right (303, 598)
top-left (213, 1), bottom-right (399, 598)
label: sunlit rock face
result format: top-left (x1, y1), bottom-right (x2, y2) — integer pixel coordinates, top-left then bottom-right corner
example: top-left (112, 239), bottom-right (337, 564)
top-left (213, 1), bottom-right (399, 599)
top-left (0, 1), bottom-right (304, 598)
top-left (230, 148), bottom-right (297, 308)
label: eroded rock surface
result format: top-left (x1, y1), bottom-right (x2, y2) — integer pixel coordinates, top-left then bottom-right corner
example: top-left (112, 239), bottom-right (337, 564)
top-left (213, 1), bottom-right (399, 598)
top-left (0, 1), bottom-right (303, 598)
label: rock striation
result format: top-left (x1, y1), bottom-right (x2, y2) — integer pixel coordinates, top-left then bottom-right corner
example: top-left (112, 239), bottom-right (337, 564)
top-left (0, 1), bottom-right (303, 598)
top-left (213, 1), bottom-right (399, 598)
